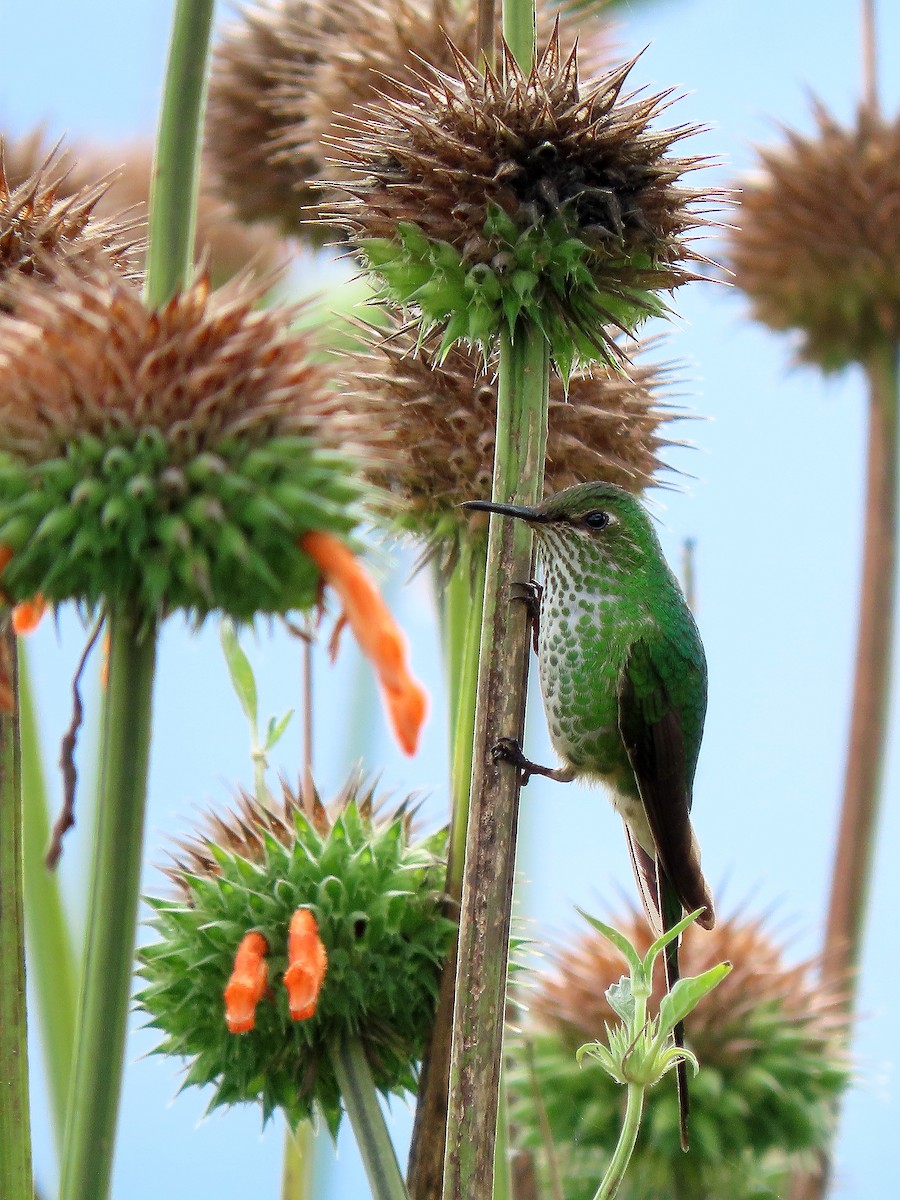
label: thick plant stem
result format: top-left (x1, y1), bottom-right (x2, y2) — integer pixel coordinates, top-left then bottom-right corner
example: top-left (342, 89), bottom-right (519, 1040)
top-left (145, 0), bottom-right (215, 309)
top-left (0, 621), bottom-right (33, 1200)
top-left (592, 1085), bottom-right (645, 1200)
top-left (824, 344), bottom-right (899, 988)
top-left (443, 324), bottom-right (549, 1200)
top-left (793, 347), bottom-right (900, 1200)
top-left (280, 1123), bottom-right (314, 1200)
top-left (407, 545), bottom-right (487, 1200)
top-left (59, 608), bottom-right (157, 1200)
top-left (20, 650), bottom-right (79, 1155)
top-left (447, 544), bottom-right (488, 898)
top-left (329, 1038), bottom-right (410, 1200)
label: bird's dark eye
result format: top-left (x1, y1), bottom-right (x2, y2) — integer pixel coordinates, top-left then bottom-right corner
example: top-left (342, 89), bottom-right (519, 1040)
top-left (583, 510), bottom-right (610, 530)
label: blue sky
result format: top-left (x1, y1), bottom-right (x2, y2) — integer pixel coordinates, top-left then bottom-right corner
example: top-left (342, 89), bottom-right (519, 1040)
top-left (4, 1), bottom-right (900, 1197)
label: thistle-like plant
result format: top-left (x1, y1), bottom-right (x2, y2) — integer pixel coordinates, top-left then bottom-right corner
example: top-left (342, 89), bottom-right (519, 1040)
top-left (336, 322), bottom-right (690, 565)
top-left (329, 28), bottom-right (711, 375)
top-left (138, 774), bottom-right (454, 1135)
top-left (0, 267), bottom-right (366, 627)
top-left (511, 908), bottom-right (849, 1200)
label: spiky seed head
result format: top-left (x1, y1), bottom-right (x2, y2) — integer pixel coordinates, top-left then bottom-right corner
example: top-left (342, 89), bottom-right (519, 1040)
top-left (138, 772), bottom-right (453, 1134)
top-left (4, 131), bottom-right (286, 287)
top-left (328, 30), bottom-right (712, 373)
top-left (336, 323), bottom-right (688, 561)
top-left (729, 102), bottom-right (900, 370)
top-left (0, 268), bottom-right (369, 625)
top-left (205, 0), bottom-right (339, 241)
top-left (510, 909), bottom-right (851, 1200)
top-left (272, 0), bottom-right (611, 188)
top-left (205, 0), bottom-right (611, 243)
top-left (0, 140), bottom-right (139, 291)
top-left (63, 139), bottom-right (286, 289)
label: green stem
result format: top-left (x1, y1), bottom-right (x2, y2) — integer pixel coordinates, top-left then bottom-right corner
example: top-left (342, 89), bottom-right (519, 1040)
top-left (0, 621), bottom-right (33, 1200)
top-left (493, 1072), bottom-right (511, 1200)
top-left (145, 0), bottom-right (215, 308)
top-left (329, 1038), bottom-right (410, 1200)
top-left (59, 607), bottom-right (157, 1200)
top-left (591, 1085), bottom-right (645, 1200)
top-left (593, 987), bottom-right (649, 1200)
top-left (447, 542), bottom-right (488, 900)
top-left (443, 324), bottom-right (549, 1200)
top-left (502, 0), bottom-right (537, 69)
top-left (20, 648), bottom-right (79, 1156)
top-left (280, 1122), bottom-right (314, 1200)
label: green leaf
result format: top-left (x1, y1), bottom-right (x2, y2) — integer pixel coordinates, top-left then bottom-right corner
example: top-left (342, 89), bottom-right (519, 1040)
top-left (576, 908), bottom-right (642, 976)
top-left (605, 976), bottom-right (635, 1025)
top-left (264, 710), bottom-right (294, 751)
top-left (657, 962), bottom-right (732, 1037)
top-left (219, 618), bottom-right (258, 732)
top-left (643, 908), bottom-right (706, 973)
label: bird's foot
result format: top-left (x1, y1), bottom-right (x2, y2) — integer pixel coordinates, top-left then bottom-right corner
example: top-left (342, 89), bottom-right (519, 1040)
top-left (510, 579), bottom-right (542, 655)
top-left (491, 736), bottom-right (574, 786)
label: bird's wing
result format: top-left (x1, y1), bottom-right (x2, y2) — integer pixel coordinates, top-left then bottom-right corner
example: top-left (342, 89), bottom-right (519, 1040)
top-left (617, 636), bottom-right (713, 925)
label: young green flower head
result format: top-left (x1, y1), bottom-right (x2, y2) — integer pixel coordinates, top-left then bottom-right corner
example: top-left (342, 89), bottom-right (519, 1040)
top-left (511, 909), bottom-right (850, 1200)
top-left (728, 102), bottom-right (900, 370)
top-left (336, 323), bottom-right (690, 565)
top-left (328, 29), bottom-right (712, 374)
top-left (0, 268), bottom-right (368, 626)
top-left (138, 775), bottom-right (453, 1133)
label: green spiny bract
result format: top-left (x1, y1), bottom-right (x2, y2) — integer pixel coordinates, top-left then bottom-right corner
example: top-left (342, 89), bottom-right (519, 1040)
top-left (0, 268), bottom-right (370, 626)
top-left (137, 775), bottom-right (453, 1134)
top-left (329, 30), bottom-right (711, 376)
top-left (509, 910), bottom-right (850, 1200)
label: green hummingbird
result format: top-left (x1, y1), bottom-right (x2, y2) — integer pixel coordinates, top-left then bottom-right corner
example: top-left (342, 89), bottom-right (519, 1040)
top-left (463, 481), bottom-right (714, 1148)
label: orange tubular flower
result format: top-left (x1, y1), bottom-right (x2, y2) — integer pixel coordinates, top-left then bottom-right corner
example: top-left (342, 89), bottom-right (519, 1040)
top-left (12, 595), bottom-right (47, 635)
top-left (283, 909), bottom-right (328, 1022)
top-left (224, 931), bottom-right (270, 1034)
top-left (299, 530), bottom-right (428, 755)
top-left (0, 545), bottom-right (47, 635)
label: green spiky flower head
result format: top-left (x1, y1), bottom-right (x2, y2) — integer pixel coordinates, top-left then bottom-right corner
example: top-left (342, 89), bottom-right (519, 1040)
top-left (0, 267), bottom-right (370, 626)
top-left (138, 774), bottom-right (453, 1133)
top-left (329, 30), bottom-right (711, 376)
top-left (510, 909), bottom-right (851, 1200)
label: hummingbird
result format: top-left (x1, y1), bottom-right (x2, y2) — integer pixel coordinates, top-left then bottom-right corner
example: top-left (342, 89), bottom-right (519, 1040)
top-left (462, 481), bottom-right (714, 1149)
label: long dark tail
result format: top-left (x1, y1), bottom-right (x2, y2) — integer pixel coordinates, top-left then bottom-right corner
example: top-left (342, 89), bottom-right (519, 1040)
top-left (659, 861), bottom-right (690, 1152)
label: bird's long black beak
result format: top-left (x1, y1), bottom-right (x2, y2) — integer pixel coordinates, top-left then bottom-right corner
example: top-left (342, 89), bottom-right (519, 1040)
top-left (460, 499), bottom-right (545, 523)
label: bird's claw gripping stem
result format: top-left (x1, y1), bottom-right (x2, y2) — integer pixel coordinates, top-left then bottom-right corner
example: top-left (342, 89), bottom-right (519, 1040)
top-left (491, 736), bottom-right (575, 786)
top-left (510, 579), bottom-right (541, 655)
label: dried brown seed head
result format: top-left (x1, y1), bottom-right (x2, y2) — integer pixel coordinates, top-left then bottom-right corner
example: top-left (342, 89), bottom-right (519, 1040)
top-left (0, 139), bottom-right (139, 288)
top-left (205, 0), bottom-right (613, 241)
top-left (335, 322), bottom-right (688, 541)
top-left (206, 0), bottom-right (339, 239)
top-left (729, 102), bottom-right (900, 369)
top-left (4, 130), bottom-right (284, 287)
